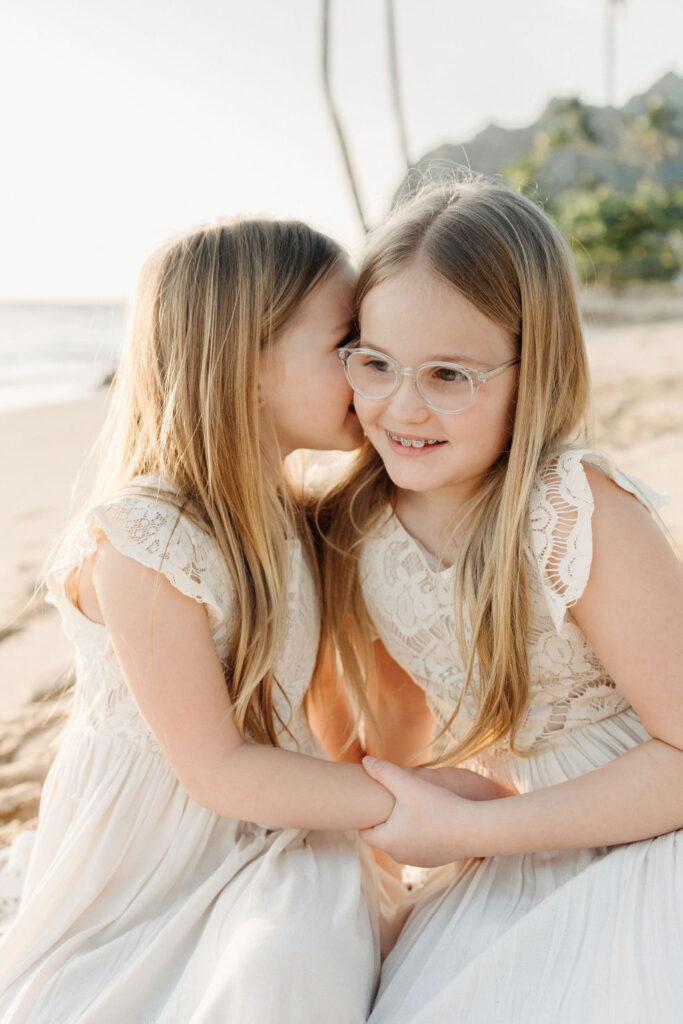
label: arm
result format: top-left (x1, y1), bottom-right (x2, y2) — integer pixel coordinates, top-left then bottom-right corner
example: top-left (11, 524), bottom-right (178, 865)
top-left (92, 538), bottom-right (394, 831)
top-left (360, 468), bottom-right (683, 866)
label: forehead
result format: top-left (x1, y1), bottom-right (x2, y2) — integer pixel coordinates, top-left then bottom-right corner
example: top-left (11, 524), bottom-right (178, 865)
top-left (289, 263), bottom-right (355, 330)
top-left (362, 264), bottom-right (481, 325)
top-left (360, 264), bottom-right (514, 362)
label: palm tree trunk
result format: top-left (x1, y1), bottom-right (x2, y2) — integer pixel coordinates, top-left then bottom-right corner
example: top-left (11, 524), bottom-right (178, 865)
top-left (386, 0), bottom-right (411, 172)
top-left (321, 0), bottom-right (369, 233)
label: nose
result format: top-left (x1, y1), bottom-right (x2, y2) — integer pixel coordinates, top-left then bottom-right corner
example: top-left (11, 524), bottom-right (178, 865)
top-left (387, 372), bottom-right (430, 422)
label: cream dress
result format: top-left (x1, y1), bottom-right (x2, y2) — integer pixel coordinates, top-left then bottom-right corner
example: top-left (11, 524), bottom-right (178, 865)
top-left (360, 450), bottom-right (683, 1024)
top-left (0, 483), bottom-right (379, 1023)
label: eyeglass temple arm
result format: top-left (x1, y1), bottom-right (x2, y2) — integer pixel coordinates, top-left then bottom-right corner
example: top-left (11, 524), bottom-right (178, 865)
top-left (479, 355), bottom-right (520, 382)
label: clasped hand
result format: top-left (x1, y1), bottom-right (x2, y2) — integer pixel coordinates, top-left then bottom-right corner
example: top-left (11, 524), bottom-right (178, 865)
top-left (359, 757), bottom-right (515, 867)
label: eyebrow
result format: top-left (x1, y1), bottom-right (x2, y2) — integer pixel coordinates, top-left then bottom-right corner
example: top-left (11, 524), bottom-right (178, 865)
top-left (359, 339), bottom-right (488, 366)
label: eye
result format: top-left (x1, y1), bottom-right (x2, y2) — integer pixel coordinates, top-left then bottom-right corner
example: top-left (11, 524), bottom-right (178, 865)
top-left (362, 355), bottom-right (393, 373)
top-left (431, 365), bottom-right (469, 384)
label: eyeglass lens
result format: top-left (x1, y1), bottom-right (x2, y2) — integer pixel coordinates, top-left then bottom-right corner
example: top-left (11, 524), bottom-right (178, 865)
top-left (345, 350), bottom-right (475, 412)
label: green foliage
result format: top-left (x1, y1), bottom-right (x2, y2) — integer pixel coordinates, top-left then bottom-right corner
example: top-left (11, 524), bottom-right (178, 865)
top-left (502, 95), bottom-right (683, 285)
top-left (548, 181), bottom-right (683, 286)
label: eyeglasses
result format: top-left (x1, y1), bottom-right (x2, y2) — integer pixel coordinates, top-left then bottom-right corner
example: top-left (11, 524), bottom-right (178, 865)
top-left (337, 346), bottom-right (520, 415)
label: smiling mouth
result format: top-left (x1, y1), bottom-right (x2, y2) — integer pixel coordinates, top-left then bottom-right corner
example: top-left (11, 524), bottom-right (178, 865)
top-left (386, 430), bottom-right (444, 449)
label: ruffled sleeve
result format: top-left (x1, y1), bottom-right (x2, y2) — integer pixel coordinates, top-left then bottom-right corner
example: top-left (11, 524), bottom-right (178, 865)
top-left (528, 448), bottom-right (669, 636)
top-left (46, 485), bottom-right (231, 640)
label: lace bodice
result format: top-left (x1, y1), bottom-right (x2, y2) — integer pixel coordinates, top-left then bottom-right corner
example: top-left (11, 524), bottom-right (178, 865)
top-left (360, 450), bottom-right (667, 759)
top-left (46, 480), bottom-right (320, 756)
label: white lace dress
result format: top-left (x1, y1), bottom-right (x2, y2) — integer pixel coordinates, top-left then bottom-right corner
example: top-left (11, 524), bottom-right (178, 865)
top-left (360, 450), bottom-right (683, 1024)
top-left (0, 484), bottom-right (379, 1023)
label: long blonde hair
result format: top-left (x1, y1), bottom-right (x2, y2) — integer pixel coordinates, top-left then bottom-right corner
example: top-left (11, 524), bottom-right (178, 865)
top-left (84, 218), bottom-right (343, 746)
top-left (317, 179), bottom-right (591, 764)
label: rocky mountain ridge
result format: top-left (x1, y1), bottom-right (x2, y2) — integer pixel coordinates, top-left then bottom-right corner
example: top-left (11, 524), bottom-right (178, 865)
top-left (399, 71), bottom-right (683, 198)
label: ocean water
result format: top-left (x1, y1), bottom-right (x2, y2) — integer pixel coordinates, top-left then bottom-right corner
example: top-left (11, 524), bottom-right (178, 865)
top-left (0, 303), bottom-right (127, 413)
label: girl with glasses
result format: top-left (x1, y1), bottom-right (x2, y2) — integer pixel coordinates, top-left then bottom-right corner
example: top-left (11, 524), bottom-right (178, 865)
top-left (316, 179), bottom-right (683, 1022)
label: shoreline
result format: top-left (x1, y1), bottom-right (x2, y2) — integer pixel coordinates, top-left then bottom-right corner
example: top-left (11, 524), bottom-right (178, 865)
top-left (0, 384), bottom-right (110, 417)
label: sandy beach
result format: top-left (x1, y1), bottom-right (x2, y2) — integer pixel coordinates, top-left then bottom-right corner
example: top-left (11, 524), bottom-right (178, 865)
top-left (0, 396), bottom-right (109, 842)
top-left (1, 319), bottom-right (682, 847)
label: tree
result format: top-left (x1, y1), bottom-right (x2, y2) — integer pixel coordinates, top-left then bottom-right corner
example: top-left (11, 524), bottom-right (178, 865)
top-left (321, 0), bottom-right (369, 232)
top-left (321, 0), bottom-right (412, 233)
top-left (623, 96), bottom-right (680, 180)
top-left (503, 98), bottom-right (598, 195)
top-left (550, 181), bottom-right (683, 286)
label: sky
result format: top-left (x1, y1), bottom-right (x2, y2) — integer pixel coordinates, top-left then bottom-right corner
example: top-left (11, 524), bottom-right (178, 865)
top-left (1, 0), bottom-right (682, 300)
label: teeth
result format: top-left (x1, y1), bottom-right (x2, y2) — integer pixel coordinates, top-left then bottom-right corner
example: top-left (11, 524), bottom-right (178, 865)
top-left (388, 431), bottom-right (440, 448)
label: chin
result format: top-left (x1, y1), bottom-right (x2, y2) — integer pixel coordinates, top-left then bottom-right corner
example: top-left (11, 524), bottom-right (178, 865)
top-left (385, 465), bottom-right (441, 492)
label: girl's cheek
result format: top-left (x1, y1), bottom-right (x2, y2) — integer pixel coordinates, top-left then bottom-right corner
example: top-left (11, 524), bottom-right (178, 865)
top-left (352, 403), bottom-right (370, 430)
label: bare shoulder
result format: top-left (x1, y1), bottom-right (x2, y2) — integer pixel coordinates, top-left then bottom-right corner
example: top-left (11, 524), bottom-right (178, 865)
top-left (569, 460), bottom-right (683, 745)
top-left (76, 534), bottom-right (153, 626)
top-left (572, 457), bottom-right (681, 676)
top-left (582, 459), bottom-right (636, 508)
top-left (581, 460), bottom-right (673, 562)
top-left (93, 533), bottom-right (156, 588)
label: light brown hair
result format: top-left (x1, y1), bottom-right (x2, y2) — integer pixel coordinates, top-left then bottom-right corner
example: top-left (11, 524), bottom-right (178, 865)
top-left (83, 218), bottom-right (343, 745)
top-left (316, 179), bottom-right (591, 763)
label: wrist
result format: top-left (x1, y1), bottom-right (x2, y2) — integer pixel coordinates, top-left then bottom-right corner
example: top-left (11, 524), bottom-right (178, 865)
top-left (446, 789), bottom-right (503, 860)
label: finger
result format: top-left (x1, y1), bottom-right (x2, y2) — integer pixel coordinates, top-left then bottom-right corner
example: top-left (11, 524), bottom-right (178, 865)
top-left (362, 756), bottom-right (413, 795)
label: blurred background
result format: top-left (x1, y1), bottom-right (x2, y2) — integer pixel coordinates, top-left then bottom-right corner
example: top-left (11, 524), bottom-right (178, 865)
top-left (1, 0), bottom-right (682, 840)
top-left (2, 0), bottom-right (683, 402)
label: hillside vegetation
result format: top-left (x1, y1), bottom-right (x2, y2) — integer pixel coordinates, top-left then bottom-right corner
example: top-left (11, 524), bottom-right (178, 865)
top-left (399, 72), bottom-right (683, 287)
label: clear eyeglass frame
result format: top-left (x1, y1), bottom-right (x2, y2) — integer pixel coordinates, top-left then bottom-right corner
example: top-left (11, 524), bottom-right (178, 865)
top-left (337, 346), bottom-right (520, 415)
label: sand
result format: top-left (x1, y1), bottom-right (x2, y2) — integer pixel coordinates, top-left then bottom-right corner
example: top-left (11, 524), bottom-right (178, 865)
top-left (0, 396), bottom-right (109, 842)
top-left (1, 320), bottom-right (682, 846)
